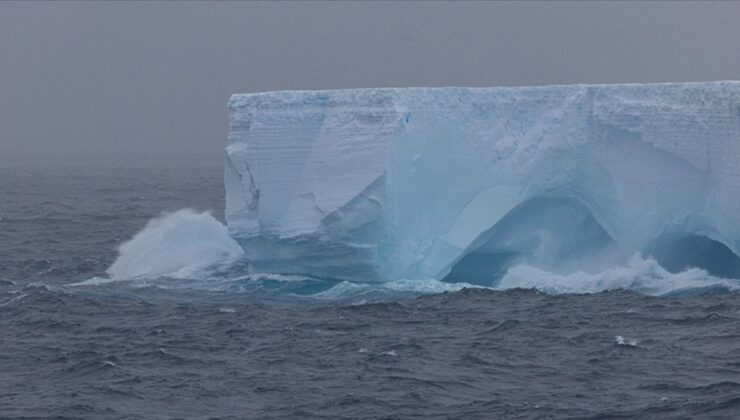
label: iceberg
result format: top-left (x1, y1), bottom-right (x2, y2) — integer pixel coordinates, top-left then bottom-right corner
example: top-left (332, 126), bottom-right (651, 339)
top-left (225, 82), bottom-right (740, 284)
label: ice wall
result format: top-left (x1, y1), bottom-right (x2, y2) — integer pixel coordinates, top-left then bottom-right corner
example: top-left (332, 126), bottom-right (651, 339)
top-left (225, 82), bottom-right (740, 283)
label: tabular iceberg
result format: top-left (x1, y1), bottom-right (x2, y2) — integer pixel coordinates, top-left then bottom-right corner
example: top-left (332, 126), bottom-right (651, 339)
top-left (225, 82), bottom-right (740, 284)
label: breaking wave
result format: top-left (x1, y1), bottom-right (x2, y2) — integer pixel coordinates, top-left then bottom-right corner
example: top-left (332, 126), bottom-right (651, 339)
top-left (71, 209), bottom-right (739, 300)
top-left (497, 255), bottom-right (739, 296)
top-left (105, 209), bottom-right (243, 280)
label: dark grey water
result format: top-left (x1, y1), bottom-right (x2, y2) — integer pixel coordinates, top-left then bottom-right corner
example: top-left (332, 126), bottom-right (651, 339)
top-left (2, 163), bottom-right (740, 419)
top-left (0, 162), bottom-right (225, 286)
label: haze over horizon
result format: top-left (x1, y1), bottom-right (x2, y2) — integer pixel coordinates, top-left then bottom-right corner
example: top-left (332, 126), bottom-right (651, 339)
top-left (1, 1), bottom-right (739, 164)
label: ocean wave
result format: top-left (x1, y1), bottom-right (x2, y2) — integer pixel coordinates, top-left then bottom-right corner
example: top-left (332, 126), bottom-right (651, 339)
top-left (496, 255), bottom-right (740, 296)
top-left (106, 209), bottom-right (243, 280)
top-left (70, 209), bottom-right (740, 300)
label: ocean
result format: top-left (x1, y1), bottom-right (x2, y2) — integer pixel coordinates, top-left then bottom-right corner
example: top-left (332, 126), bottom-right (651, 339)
top-left (2, 162), bottom-right (740, 419)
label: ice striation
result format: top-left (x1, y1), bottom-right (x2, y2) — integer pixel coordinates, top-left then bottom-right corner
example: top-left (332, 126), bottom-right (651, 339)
top-left (225, 82), bottom-right (740, 284)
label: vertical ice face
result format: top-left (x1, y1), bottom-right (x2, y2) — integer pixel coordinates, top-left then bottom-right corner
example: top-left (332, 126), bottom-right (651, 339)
top-left (226, 82), bottom-right (740, 283)
top-left (225, 90), bottom-right (402, 280)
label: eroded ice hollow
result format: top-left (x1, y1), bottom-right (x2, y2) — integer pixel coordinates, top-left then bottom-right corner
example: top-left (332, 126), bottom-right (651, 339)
top-left (225, 82), bottom-right (740, 284)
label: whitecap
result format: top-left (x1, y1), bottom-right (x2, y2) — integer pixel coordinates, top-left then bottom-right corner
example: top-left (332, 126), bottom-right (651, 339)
top-left (495, 255), bottom-right (739, 296)
top-left (615, 336), bottom-right (639, 347)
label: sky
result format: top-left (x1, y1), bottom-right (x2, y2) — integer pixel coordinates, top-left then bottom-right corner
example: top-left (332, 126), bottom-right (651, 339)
top-left (1, 1), bottom-right (739, 164)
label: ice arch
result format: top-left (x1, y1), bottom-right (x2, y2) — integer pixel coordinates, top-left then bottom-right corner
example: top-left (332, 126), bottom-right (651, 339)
top-left (442, 196), bottom-right (622, 285)
top-left (645, 233), bottom-right (740, 279)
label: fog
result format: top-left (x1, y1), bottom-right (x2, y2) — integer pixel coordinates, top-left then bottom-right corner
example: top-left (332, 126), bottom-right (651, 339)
top-left (1, 1), bottom-right (738, 164)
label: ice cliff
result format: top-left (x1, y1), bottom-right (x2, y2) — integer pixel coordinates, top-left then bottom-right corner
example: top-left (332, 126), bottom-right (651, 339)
top-left (225, 82), bottom-right (740, 283)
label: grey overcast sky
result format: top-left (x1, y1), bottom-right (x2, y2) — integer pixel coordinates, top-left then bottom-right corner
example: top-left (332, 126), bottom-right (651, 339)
top-left (1, 1), bottom-right (739, 164)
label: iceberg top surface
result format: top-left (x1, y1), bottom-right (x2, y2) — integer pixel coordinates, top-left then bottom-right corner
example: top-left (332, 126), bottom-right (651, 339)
top-left (229, 81), bottom-right (740, 108)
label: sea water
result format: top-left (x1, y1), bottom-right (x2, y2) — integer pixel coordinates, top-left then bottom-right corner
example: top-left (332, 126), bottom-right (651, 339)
top-left (2, 162), bottom-right (740, 418)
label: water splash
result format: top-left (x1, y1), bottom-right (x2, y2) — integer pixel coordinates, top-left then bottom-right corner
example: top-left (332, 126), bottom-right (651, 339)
top-left (106, 209), bottom-right (243, 280)
top-left (70, 209), bottom-right (739, 301)
top-left (496, 255), bottom-right (739, 296)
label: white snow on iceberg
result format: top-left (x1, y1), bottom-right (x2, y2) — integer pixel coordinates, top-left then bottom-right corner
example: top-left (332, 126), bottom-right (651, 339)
top-left (225, 82), bottom-right (740, 284)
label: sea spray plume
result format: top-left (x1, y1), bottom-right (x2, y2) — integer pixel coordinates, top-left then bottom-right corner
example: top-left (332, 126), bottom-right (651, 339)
top-left (107, 209), bottom-right (243, 280)
top-left (78, 211), bottom-right (740, 298)
top-left (496, 255), bottom-right (740, 295)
